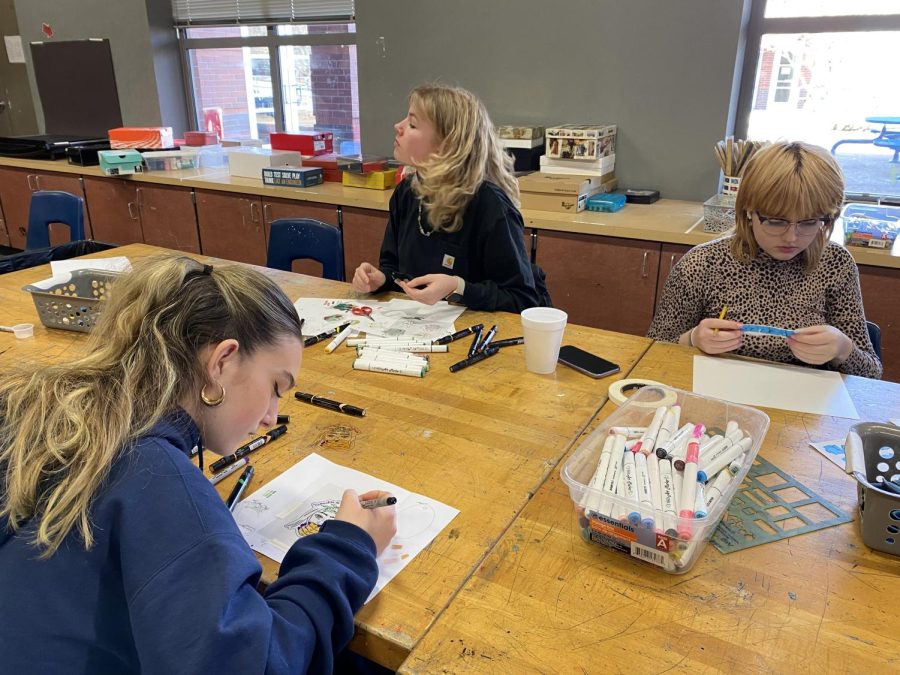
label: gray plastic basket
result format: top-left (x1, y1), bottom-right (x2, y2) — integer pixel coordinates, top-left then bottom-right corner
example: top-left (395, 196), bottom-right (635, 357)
top-left (23, 269), bottom-right (122, 333)
top-left (845, 422), bottom-right (900, 556)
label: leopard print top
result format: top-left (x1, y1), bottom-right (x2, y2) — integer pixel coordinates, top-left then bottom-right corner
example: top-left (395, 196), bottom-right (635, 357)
top-left (648, 236), bottom-right (882, 379)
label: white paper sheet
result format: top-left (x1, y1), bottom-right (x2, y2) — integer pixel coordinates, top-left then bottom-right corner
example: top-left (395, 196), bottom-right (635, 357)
top-left (50, 257), bottom-right (131, 276)
top-left (293, 297), bottom-right (465, 342)
top-left (4, 35), bottom-right (24, 63)
top-left (692, 355), bottom-right (859, 419)
top-left (809, 439), bottom-right (847, 470)
top-left (233, 453), bottom-right (459, 602)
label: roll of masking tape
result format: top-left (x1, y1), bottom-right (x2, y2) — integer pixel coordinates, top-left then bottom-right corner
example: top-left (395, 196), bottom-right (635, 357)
top-left (608, 379), bottom-right (678, 408)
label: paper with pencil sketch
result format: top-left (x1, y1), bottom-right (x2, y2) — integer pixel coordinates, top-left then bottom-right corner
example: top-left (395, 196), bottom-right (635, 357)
top-left (692, 355), bottom-right (859, 419)
top-left (293, 297), bottom-right (465, 342)
top-left (233, 453), bottom-right (459, 602)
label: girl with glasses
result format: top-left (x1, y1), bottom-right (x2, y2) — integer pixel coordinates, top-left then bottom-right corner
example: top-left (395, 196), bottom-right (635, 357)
top-left (649, 141), bottom-right (881, 379)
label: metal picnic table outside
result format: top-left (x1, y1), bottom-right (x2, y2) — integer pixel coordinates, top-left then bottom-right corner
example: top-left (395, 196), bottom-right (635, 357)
top-left (831, 116), bottom-right (900, 163)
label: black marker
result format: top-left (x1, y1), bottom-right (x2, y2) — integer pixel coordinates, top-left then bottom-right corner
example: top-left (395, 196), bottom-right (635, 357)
top-left (467, 325), bottom-right (484, 358)
top-left (226, 465), bottom-right (255, 512)
top-left (276, 414), bottom-right (290, 425)
top-left (210, 424), bottom-right (288, 473)
top-left (304, 322), bottom-right (351, 348)
top-left (434, 323), bottom-right (483, 346)
top-left (449, 346), bottom-right (500, 373)
top-left (360, 496), bottom-right (397, 509)
top-left (478, 324), bottom-right (498, 352)
top-left (295, 392), bottom-right (366, 417)
top-left (492, 336), bottom-right (524, 348)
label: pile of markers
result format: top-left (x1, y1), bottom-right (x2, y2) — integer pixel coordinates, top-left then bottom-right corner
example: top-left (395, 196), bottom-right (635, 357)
top-left (579, 403), bottom-right (754, 569)
top-left (208, 416), bottom-right (290, 512)
top-left (312, 320), bottom-right (525, 378)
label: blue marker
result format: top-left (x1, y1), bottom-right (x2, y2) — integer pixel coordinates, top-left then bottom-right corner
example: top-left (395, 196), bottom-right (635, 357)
top-left (741, 324), bottom-right (795, 338)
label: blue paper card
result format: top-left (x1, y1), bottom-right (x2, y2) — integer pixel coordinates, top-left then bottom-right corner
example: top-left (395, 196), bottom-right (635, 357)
top-left (741, 324), bottom-right (795, 337)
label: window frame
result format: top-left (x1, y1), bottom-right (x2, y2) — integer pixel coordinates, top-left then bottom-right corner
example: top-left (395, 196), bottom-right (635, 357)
top-left (177, 23), bottom-right (357, 139)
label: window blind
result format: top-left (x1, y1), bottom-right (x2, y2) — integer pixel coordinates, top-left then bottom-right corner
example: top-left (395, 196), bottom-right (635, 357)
top-left (172, 0), bottom-right (354, 24)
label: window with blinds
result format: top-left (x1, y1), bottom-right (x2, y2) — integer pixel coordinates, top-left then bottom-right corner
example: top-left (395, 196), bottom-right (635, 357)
top-left (175, 1), bottom-right (359, 152)
top-left (172, 0), bottom-right (354, 24)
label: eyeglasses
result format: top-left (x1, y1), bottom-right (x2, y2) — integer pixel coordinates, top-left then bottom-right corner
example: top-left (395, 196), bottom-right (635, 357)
top-left (755, 213), bottom-right (831, 235)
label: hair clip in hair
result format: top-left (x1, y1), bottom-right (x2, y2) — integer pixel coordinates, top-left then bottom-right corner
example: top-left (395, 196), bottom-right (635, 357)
top-left (202, 264), bottom-right (213, 275)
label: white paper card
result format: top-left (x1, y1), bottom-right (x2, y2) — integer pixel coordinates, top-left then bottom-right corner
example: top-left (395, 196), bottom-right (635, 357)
top-left (50, 257), bottom-right (131, 276)
top-left (692, 355), bottom-right (859, 419)
top-left (809, 439), bottom-right (847, 470)
top-left (4, 35), bottom-right (25, 64)
top-left (233, 453), bottom-right (459, 602)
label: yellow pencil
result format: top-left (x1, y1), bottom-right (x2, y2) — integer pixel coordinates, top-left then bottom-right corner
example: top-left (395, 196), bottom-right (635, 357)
top-left (713, 305), bottom-right (727, 335)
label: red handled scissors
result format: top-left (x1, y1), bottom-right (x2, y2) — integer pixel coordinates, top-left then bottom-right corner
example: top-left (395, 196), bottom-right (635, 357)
top-left (351, 305), bottom-right (375, 321)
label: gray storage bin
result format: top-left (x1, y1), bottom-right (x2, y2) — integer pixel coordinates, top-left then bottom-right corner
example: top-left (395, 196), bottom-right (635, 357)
top-left (845, 422), bottom-right (900, 556)
top-left (23, 268), bottom-right (122, 332)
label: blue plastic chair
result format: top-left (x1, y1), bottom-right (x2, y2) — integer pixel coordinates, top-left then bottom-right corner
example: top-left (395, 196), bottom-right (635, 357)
top-left (866, 320), bottom-right (882, 361)
top-left (266, 218), bottom-right (345, 281)
top-left (26, 191), bottom-right (86, 250)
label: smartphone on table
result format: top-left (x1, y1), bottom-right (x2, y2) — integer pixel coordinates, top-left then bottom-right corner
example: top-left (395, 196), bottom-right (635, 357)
top-left (558, 345), bottom-right (620, 378)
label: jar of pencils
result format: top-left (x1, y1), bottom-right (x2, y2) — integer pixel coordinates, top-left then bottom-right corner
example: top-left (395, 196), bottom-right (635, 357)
top-left (715, 138), bottom-right (764, 205)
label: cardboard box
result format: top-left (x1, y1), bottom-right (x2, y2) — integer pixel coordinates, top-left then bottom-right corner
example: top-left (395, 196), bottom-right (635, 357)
top-left (342, 168), bottom-right (398, 190)
top-left (184, 131), bottom-right (218, 146)
top-left (270, 131), bottom-right (334, 156)
top-left (841, 202), bottom-right (900, 249)
top-left (497, 125), bottom-right (544, 140)
top-left (227, 147), bottom-right (302, 179)
top-left (98, 149), bottom-right (145, 176)
top-left (109, 126), bottom-right (174, 150)
top-left (546, 124), bottom-right (616, 161)
top-left (302, 154), bottom-right (342, 182)
top-left (262, 166), bottom-right (324, 188)
top-left (336, 154), bottom-right (389, 174)
top-left (500, 137), bottom-right (544, 149)
top-left (220, 138), bottom-right (262, 147)
top-left (540, 154), bottom-right (616, 177)
top-left (518, 172), bottom-right (617, 213)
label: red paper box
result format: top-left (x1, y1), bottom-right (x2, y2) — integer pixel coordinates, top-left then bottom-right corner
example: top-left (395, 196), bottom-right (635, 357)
top-left (270, 131), bottom-right (333, 156)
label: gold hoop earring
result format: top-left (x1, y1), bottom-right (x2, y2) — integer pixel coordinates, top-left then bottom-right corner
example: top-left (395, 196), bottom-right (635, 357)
top-left (200, 382), bottom-right (226, 407)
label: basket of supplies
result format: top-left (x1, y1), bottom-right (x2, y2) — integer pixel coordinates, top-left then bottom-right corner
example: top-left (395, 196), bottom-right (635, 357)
top-left (845, 423), bottom-right (900, 557)
top-left (23, 268), bottom-right (122, 332)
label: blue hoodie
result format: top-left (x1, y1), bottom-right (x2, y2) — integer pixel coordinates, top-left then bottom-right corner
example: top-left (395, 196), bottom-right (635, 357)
top-left (0, 410), bottom-right (378, 674)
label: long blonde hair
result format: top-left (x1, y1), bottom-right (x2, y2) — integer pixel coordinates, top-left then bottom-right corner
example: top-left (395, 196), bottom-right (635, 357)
top-left (732, 141), bottom-right (843, 271)
top-left (409, 84), bottom-right (519, 234)
top-left (0, 255), bottom-right (302, 557)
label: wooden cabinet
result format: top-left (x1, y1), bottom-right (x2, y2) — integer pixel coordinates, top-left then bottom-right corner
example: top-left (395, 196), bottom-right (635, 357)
top-left (535, 230), bottom-right (661, 336)
top-left (84, 178), bottom-right (199, 251)
top-left (138, 185), bottom-right (200, 253)
top-left (0, 166), bottom-right (92, 249)
top-left (195, 190), bottom-right (266, 266)
top-left (342, 206), bottom-right (387, 282)
top-left (655, 242), bottom-right (692, 309)
top-left (858, 264), bottom-right (900, 382)
top-left (261, 197), bottom-right (338, 278)
top-left (83, 177), bottom-right (144, 245)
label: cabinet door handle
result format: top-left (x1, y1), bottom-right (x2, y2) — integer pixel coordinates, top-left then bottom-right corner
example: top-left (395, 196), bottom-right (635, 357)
top-left (26, 174), bottom-right (35, 191)
top-left (669, 254), bottom-right (676, 274)
top-left (263, 203), bottom-right (270, 224)
top-left (34, 175), bottom-right (42, 191)
top-left (641, 251), bottom-right (650, 278)
top-left (135, 187), bottom-right (143, 207)
top-left (127, 202), bottom-right (138, 220)
top-left (250, 201), bottom-right (260, 223)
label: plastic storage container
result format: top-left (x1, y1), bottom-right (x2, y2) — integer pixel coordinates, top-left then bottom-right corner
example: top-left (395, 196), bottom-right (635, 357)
top-left (703, 193), bottom-right (736, 233)
top-left (561, 386), bottom-right (769, 573)
top-left (23, 269), bottom-right (122, 332)
top-left (142, 150), bottom-right (198, 172)
top-left (845, 422), bottom-right (900, 557)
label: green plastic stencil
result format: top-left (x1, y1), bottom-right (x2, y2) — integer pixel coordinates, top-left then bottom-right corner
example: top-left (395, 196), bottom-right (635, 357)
top-left (711, 455), bottom-right (852, 554)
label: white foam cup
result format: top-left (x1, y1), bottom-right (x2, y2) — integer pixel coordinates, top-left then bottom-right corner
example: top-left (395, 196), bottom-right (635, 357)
top-left (520, 307), bottom-right (568, 374)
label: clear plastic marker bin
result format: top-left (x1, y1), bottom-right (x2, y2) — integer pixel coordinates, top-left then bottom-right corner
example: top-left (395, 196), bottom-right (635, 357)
top-left (561, 386), bottom-right (769, 573)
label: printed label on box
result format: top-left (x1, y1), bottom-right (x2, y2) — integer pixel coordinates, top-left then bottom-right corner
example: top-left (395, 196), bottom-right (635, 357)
top-left (630, 542), bottom-right (674, 570)
top-left (588, 512), bottom-right (637, 545)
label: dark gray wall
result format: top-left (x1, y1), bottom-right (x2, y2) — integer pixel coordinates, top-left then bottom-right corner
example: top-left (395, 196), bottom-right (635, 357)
top-left (13, 0), bottom-right (186, 135)
top-left (356, 0), bottom-right (747, 201)
top-left (0, 0), bottom-right (38, 135)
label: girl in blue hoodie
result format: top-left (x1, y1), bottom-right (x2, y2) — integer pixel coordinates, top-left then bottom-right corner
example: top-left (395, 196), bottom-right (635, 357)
top-left (0, 255), bottom-right (396, 674)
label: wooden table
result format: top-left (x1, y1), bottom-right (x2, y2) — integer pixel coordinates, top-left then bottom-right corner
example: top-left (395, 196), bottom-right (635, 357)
top-left (0, 243), bottom-right (652, 670)
top-left (400, 341), bottom-right (900, 674)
